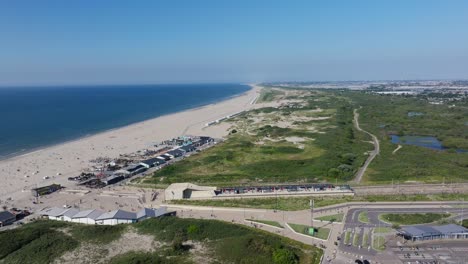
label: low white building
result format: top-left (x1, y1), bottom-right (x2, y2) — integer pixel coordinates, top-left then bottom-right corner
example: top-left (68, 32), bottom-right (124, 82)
top-left (95, 210), bottom-right (137, 225)
top-left (39, 207), bottom-right (73, 221)
top-left (62, 208), bottom-right (80, 222)
top-left (71, 209), bottom-right (104, 225)
top-left (165, 183), bottom-right (217, 200)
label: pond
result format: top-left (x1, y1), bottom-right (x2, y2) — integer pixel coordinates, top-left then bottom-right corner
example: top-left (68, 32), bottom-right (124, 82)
top-left (391, 135), bottom-right (444, 150)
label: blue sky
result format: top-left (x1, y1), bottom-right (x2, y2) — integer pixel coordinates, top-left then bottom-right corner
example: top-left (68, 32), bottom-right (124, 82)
top-left (1, 0), bottom-right (468, 85)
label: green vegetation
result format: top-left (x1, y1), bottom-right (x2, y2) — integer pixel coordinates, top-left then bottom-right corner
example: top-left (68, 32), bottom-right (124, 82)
top-left (372, 236), bottom-right (385, 251)
top-left (362, 232), bottom-right (369, 247)
top-left (170, 193), bottom-right (468, 211)
top-left (352, 232), bottom-right (360, 246)
top-left (344, 231), bottom-right (351, 244)
top-left (379, 213), bottom-right (451, 225)
top-left (373, 227), bottom-right (392, 234)
top-left (287, 223), bottom-right (330, 240)
top-left (358, 211), bottom-right (369, 223)
top-left (0, 220), bottom-right (77, 263)
top-left (109, 251), bottom-right (191, 264)
top-left (0, 218), bottom-right (322, 264)
top-left (315, 213), bottom-right (344, 223)
top-left (69, 224), bottom-right (127, 244)
top-left (343, 90), bottom-right (468, 183)
top-left (461, 219), bottom-right (468, 228)
top-left (247, 219), bottom-right (284, 228)
top-left (258, 88), bottom-right (285, 103)
top-left (143, 88), bottom-right (373, 186)
top-left (135, 217), bottom-right (322, 264)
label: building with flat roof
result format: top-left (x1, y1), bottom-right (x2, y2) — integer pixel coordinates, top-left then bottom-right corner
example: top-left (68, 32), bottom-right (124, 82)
top-left (0, 211), bottom-right (16, 227)
top-left (398, 224), bottom-right (468, 241)
top-left (165, 183), bottom-right (217, 200)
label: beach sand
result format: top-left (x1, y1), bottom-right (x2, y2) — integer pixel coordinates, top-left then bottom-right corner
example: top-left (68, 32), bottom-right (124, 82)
top-left (0, 85), bottom-right (264, 208)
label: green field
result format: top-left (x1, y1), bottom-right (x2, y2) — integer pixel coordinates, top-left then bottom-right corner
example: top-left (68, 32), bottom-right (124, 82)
top-left (343, 90), bottom-right (468, 183)
top-left (141, 88), bottom-right (373, 186)
top-left (344, 231), bottom-right (351, 244)
top-left (247, 219), bottom-right (284, 228)
top-left (372, 235), bottom-right (386, 251)
top-left (373, 227), bottom-right (392, 234)
top-left (287, 223), bottom-right (330, 240)
top-left (315, 213), bottom-right (344, 222)
top-left (379, 213), bottom-right (451, 225)
top-left (358, 211), bottom-right (369, 223)
top-left (362, 232), bottom-right (369, 247)
top-left (169, 193), bottom-right (468, 211)
top-left (352, 232), bottom-right (360, 246)
top-left (0, 218), bottom-right (322, 264)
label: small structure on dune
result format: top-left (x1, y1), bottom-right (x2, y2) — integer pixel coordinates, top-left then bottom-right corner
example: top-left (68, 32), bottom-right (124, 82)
top-left (165, 183), bottom-right (217, 200)
top-left (31, 184), bottom-right (62, 197)
top-left (0, 211), bottom-right (16, 227)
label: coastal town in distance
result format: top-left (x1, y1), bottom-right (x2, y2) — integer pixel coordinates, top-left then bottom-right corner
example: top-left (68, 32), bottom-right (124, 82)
top-left (1, 80), bottom-right (467, 264)
top-left (2, 1), bottom-right (468, 264)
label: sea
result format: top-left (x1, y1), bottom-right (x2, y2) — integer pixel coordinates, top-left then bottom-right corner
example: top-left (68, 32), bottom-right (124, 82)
top-left (0, 83), bottom-right (250, 160)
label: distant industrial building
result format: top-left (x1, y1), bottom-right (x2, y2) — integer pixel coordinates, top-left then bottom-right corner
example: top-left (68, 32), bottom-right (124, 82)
top-left (398, 224), bottom-right (468, 241)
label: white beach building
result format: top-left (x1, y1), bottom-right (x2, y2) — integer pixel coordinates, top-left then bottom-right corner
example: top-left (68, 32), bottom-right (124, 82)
top-left (39, 207), bottom-right (74, 221)
top-left (71, 209), bottom-right (104, 225)
top-left (95, 210), bottom-right (137, 225)
top-left (62, 208), bottom-right (80, 222)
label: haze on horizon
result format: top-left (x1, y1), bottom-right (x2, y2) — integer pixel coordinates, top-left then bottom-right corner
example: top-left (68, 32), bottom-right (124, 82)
top-left (1, 0), bottom-right (468, 86)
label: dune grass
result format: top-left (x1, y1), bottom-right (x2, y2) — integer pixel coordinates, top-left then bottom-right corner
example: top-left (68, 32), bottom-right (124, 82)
top-left (288, 223), bottom-right (331, 240)
top-left (379, 213), bottom-right (451, 225)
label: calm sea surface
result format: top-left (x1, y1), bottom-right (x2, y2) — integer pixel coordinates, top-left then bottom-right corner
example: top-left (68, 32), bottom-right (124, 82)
top-left (0, 84), bottom-right (250, 159)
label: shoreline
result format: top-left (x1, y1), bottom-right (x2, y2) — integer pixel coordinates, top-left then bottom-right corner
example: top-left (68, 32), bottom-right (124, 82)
top-left (0, 86), bottom-right (252, 163)
top-left (0, 84), bottom-right (263, 204)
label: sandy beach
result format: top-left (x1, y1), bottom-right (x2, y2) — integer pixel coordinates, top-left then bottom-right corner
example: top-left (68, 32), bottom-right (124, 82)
top-left (0, 85), bottom-right (262, 207)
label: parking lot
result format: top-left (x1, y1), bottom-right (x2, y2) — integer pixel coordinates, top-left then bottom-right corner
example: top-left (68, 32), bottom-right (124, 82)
top-left (392, 241), bottom-right (468, 264)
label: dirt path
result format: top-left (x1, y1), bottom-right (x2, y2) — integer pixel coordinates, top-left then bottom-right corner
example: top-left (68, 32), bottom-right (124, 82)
top-left (352, 108), bottom-right (380, 183)
top-left (392, 145), bottom-right (402, 154)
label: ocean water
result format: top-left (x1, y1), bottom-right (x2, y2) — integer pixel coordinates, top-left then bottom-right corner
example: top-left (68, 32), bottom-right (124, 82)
top-left (0, 83), bottom-right (250, 159)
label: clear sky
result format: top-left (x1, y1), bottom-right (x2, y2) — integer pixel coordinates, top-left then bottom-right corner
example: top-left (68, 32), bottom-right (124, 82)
top-left (1, 0), bottom-right (468, 85)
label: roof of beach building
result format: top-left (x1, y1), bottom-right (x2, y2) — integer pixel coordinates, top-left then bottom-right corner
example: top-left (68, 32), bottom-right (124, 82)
top-left (39, 207), bottom-right (70, 217)
top-left (0, 211), bottom-right (15, 221)
top-left (63, 208), bottom-right (80, 218)
top-left (72, 209), bottom-right (104, 220)
top-left (96, 209), bottom-right (137, 220)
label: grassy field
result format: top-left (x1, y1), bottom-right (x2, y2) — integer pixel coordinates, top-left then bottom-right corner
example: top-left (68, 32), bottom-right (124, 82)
top-left (287, 223), bottom-right (330, 240)
top-left (362, 232), bottom-right (369, 247)
top-left (141, 88), bottom-right (373, 186)
top-left (169, 193), bottom-right (468, 211)
top-left (352, 232), bottom-right (360, 246)
top-left (373, 227), bottom-right (392, 234)
top-left (344, 231), bottom-right (351, 244)
top-left (358, 211), bottom-right (369, 223)
top-left (0, 217), bottom-right (323, 264)
top-left (247, 219), bottom-right (284, 228)
top-left (372, 235), bottom-right (386, 251)
top-left (342, 90), bottom-right (468, 183)
top-left (379, 213), bottom-right (451, 225)
top-left (315, 213), bottom-right (344, 222)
